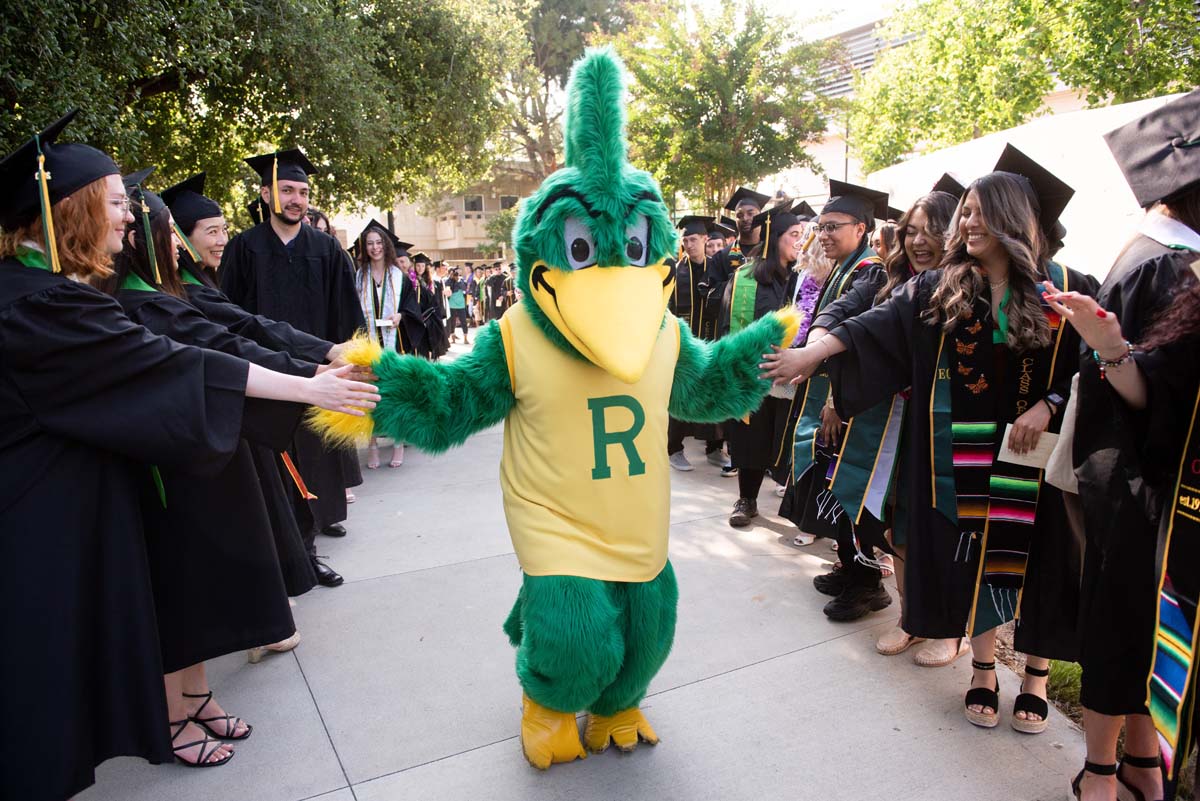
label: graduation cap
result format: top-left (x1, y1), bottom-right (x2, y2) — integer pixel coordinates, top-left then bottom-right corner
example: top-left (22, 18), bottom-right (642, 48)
top-left (123, 167), bottom-right (168, 284)
top-left (244, 148), bottom-right (317, 216)
top-left (676, 215), bottom-right (713, 237)
top-left (707, 219), bottom-right (736, 239)
top-left (1104, 88), bottom-right (1200, 208)
top-left (246, 197), bottom-right (269, 225)
top-left (161, 173), bottom-right (221, 236)
top-left (723, 187), bottom-right (771, 212)
top-left (0, 109), bottom-right (121, 273)
top-left (751, 204), bottom-right (806, 261)
top-left (412, 252), bottom-right (431, 265)
top-left (357, 219), bottom-right (410, 258)
top-left (993, 144), bottom-right (1074, 232)
top-left (931, 172), bottom-right (967, 200)
top-left (886, 206), bottom-right (904, 222)
top-left (791, 200), bottom-right (817, 221)
top-left (823, 180), bottom-right (890, 230)
top-left (719, 215), bottom-right (738, 231)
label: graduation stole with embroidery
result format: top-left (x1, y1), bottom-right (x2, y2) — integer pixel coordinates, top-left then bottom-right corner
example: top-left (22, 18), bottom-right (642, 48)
top-left (943, 264), bottom-right (1065, 634)
top-left (727, 263), bottom-right (759, 335)
top-left (1148, 383), bottom-right (1200, 780)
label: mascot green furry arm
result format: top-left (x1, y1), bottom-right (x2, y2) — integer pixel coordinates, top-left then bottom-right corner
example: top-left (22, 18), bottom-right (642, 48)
top-left (310, 47), bottom-right (799, 770)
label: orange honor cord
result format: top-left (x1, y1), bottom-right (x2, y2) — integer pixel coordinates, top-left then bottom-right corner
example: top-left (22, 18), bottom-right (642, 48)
top-left (280, 451), bottom-right (318, 500)
top-left (35, 148), bottom-right (62, 274)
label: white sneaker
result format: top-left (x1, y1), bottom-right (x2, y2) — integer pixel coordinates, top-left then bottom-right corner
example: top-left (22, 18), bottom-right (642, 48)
top-left (706, 451), bottom-right (728, 467)
top-left (669, 451), bottom-right (694, 472)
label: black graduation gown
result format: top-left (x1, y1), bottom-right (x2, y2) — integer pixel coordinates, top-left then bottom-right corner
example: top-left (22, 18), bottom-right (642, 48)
top-left (116, 288), bottom-right (310, 670)
top-left (668, 257), bottom-right (720, 443)
top-left (719, 266), bottom-right (799, 470)
top-left (1073, 235), bottom-right (1195, 715)
top-left (487, 273), bottom-right (508, 320)
top-left (0, 260), bottom-right (248, 801)
top-left (416, 280), bottom-right (448, 359)
top-left (220, 223), bottom-right (366, 531)
top-left (182, 279), bottom-right (333, 363)
top-left (829, 267), bottom-right (1093, 652)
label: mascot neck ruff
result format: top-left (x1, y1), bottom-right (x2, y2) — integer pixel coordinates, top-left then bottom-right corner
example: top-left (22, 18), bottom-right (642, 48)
top-left (311, 47), bottom-right (799, 770)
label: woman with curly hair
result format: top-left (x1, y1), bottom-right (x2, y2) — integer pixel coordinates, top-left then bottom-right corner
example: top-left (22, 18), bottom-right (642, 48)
top-left (764, 167), bottom-right (1095, 734)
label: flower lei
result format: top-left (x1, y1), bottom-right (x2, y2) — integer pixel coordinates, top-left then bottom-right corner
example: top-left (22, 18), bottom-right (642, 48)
top-left (793, 270), bottom-right (823, 345)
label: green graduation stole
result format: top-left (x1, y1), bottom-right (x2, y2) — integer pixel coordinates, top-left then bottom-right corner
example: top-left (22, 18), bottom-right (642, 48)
top-left (1148, 383), bottom-right (1200, 780)
top-left (15, 245), bottom-right (51, 272)
top-left (121, 272), bottom-right (158, 293)
top-left (727, 263), bottom-right (759, 335)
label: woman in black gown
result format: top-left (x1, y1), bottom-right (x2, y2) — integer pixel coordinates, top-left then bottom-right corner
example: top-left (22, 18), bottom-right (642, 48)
top-left (764, 171), bottom-right (1093, 735)
top-left (0, 114), bottom-right (377, 800)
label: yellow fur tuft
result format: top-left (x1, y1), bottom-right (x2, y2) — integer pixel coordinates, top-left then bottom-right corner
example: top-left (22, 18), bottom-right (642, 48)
top-left (774, 306), bottom-right (803, 349)
top-left (304, 333), bottom-right (383, 448)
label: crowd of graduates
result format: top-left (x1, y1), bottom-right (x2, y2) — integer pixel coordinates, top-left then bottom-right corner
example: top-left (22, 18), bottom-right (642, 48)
top-left (0, 83), bottom-right (1197, 801)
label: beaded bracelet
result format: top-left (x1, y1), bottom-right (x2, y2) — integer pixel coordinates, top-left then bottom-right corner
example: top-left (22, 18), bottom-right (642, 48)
top-left (1092, 341), bottom-right (1134, 381)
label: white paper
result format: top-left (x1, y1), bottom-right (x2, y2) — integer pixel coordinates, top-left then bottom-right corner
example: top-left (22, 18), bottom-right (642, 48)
top-left (997, 423), bottom-right (1058, 470)
top-left (373, 318), bottom-right (395, 328)
top-left (767, 382), bottom-right (796, 399)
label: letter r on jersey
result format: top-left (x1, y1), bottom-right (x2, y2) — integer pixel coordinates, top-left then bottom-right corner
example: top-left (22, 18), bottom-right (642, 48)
top-left (588, 395), bottom-right (646, 480)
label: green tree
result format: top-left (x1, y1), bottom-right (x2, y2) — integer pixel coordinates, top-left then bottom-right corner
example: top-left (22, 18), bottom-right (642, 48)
top-left (0, 0), bottom-right (524, 212)
top-left (610, 0), bottom-right (839, 213)
top-left (849, 0), bottom-right (1055, 174)
top-left (481, 205), bottom-right (519, 252)
top-left (1047, 0), bottom-right (1200, 105)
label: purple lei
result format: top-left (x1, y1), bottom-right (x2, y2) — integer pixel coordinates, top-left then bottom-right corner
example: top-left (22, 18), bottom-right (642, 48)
top-left (793, 272), bottom-right (822, 345)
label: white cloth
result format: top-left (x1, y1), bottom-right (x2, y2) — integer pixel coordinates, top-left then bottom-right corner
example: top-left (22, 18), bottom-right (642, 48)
top-left (1139, 208), bottom-right (1200, 252)
top-left (355, 265), bottom-right (406, 350)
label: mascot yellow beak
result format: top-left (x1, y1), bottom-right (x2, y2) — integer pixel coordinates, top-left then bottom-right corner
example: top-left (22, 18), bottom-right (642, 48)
top-left (530, 260), bottom-right (674, 384)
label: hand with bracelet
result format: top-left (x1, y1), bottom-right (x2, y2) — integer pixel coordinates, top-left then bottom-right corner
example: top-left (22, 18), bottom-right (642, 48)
top-left (1041, 282), bottom-right (1148, 410)
top-left (758, 334), bottom-right (847, 387)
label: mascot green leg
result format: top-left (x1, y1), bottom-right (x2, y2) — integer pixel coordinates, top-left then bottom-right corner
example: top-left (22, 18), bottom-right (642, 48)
top-left (504, 563), bottom-right (678, 764)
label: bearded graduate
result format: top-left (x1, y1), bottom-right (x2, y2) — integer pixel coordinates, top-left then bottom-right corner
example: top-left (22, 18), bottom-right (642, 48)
top-left (309, 48), bottom-right (799, 769)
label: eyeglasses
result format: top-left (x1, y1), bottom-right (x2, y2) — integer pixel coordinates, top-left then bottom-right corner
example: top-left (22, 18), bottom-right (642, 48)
top-left (109, 196), bottom-right (132, 213)
top-left (815, 222), bottom-right (856, 234)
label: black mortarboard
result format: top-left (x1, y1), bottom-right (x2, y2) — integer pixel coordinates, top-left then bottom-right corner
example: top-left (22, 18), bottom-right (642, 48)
top-left (676, 215), bottom-right (713, 237)
top-left (161, 173), bottom-right (222, 236)
top-left (1104, 88), bottom-right (1200, 208)
top-left (413, 252), bottom-right (431, 264)
top-left (123, 168), bottom-right (168, 283)
top-left (0, 110), bottom-right (121, 273)
top-left (931, 172), bottom-right (967, 200)
top-left (791, 200), bottom-right (817, 221)
top-left (724, 187), bottom-right (771, 212)
top-left (245, 148), bottom-right (317, 217)
top-left (823, 180), bottom-right (890, 230)
top-left (247, 197), bottom-right (269, 225)
top-left (886, 206), bottom-right (904, 222)
top-left (751, 204), bottom-right (805, 261)
top-left (357, 219), bottom-right (404, 252)
top-left (993, 144), bottom-right (1074, 232)
top-left (720, 215), bottom-right (738, 231)
top-left (707, 219), bottom-right (735, 239)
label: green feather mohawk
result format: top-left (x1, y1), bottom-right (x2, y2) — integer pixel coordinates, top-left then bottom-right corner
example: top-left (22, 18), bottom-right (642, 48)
top-left (513, 47), bottom-right (679, 358)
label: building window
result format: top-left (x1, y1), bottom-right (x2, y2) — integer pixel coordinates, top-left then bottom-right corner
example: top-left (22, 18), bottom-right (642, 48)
top-left (500, 195), bottom-right (519, 211)
top-left (464, 195), bottom-right (484, 212)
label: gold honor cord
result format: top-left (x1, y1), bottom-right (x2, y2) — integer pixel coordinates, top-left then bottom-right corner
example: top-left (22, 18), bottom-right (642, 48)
top-left (173, 221), bottom-right (202, 263)
top-left (34, 140), bottom-right (62, 274)
top-left (272, 155), bottom-right (282, 214)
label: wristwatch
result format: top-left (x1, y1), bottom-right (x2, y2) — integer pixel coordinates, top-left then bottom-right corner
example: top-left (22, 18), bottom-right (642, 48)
top-left (1043, 391), bottom-right (1064, 415)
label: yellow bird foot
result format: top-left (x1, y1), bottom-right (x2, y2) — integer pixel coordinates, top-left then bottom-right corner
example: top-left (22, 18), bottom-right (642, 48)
top-left (584, 707), bottom-right (660, 754)
top-left (520, 694), bottom-right (587, 770)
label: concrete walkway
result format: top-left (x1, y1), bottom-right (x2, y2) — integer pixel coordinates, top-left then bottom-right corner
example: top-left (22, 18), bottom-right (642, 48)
top-left (81, 345), bottom-right (1084, 801)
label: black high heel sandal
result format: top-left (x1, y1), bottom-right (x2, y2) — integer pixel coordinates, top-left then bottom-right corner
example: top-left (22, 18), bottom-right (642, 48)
top-left (964, 659), bottom-right (1000, 728)
top-left (1071, 760), bottom-right (1116, 799)
top-left (1116, 754), bottom-right (1163, 801)
top-left (1011, 663), bottom-right (1050, 734)
top-left (184, 690), bottom-right (253, 741)
top-left (171, 718), bottom-right (234, 768)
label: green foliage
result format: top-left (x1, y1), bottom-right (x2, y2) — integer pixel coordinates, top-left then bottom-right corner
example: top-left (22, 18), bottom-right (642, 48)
top-left (849, 0), bottom-right (1055, 174)
top-left (482, 206), bottom-right (520, 252)
top-left (1046, 660), bottom-right (1082, 706)
top-left (609, 0), bottom-right (838, 213)
top-left (1048, 0), bottom-right (1200, 105)
top-left (0, 0), bottom-right (524, 212)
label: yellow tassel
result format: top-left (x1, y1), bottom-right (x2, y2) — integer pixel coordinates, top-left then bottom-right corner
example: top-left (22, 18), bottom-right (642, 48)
top-left (174, 221), bottom-right (202, 263)
top-left (801, 229), bottom-right (815, 254)
top-left (304, 332), bottom-right (383, 448)
top-left (272, 155), bottom-right (282, 214)
top-left (763, 214), bottom-right (772, 261)
top-left (36, 153), bottom-right (62, 274)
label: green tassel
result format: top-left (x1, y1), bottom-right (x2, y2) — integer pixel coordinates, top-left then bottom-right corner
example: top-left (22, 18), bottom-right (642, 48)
top-left (138, 188), bottom-right (160, 285)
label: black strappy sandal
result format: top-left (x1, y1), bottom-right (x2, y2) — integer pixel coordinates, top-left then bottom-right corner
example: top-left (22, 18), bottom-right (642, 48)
top-left (964, 659), bottom-right (1000, 728)
top-left (1117, 754), bottom-right (1163, 801)
top-left (1011, 663), bottom-right (1050, 734)
top-left (1071, 760), bottom-right (1116, 799)
top-left (171, 718), bottom-right (234, 768)
top-left (184, 690), bottom-right (253, 741)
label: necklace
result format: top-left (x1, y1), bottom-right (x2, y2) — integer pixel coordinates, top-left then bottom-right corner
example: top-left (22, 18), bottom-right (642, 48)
top-left (988, 278), bottom-right (1008, 289)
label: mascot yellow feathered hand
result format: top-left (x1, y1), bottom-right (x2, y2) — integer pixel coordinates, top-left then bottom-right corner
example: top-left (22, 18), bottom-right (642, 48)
top-left (310, 47), bottom-right (799, 769)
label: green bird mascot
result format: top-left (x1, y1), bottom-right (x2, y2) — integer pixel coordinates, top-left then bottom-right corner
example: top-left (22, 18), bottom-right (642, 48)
top-left (312, 47), bottom-right (799, 769)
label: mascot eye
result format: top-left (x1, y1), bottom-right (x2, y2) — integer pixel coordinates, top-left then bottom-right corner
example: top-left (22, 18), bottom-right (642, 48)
top-left (563, 217), bottom-right (597, 270)
top-left (625, 215), bottom-right (649, 266)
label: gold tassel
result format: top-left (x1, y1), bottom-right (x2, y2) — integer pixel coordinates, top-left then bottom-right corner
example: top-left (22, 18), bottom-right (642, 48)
top-left (271, 154), bottom-right (282, 214)
top-left (173, 221), bottom-right (202, 263)
top-left (801, 229), bottom-right (816, 254)
top-left (35, 149), bottom-right (62, 274)
top-left (762, 214), bottom-right (773, 261)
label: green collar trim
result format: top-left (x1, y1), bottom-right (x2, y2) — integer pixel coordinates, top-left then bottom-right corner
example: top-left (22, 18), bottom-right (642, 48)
top-left (121, 272), bottom-right (159, 293)
top-left (180, 266), bottom-right (204, 286)
top-left (992, 285), bottom-right (1011, 345)
top-left (15, 245), bottom-right (50, 272)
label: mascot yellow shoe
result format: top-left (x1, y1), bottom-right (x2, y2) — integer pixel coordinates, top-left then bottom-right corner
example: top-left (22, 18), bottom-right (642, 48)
top-left (311, 47), bottom-right (799, 769)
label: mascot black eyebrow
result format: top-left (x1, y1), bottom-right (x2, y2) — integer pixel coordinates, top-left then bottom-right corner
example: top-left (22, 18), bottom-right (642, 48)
top-left (312, 47), bottom-right (799, 769)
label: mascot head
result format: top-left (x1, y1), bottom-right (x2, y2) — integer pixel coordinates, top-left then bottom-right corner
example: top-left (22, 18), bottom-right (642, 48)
top-left (514, 47), bottom-right (678, 384)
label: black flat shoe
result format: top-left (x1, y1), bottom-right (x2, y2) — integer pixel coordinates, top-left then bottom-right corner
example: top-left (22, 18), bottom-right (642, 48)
top-left (183, 690), bottom-right (252, 741)
top-left (321, 523), bottom-right (347, 538)
top-left (1116, 753), bottom-right (1163, 801)
top-left (313, 558), bottom-right (344, 587)
top-left (1071, 760), bottom-right (1117, 799)
top-left (965, 659), bottom-right (1000, 728)
top-left (822, 583), bottom-right (892, 621)
top-left (1011, 664), bottom-right (1050, 734)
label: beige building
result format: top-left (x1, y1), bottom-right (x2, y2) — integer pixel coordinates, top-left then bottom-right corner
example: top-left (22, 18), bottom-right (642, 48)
top-left (330, 162), bottom-right (540, 263)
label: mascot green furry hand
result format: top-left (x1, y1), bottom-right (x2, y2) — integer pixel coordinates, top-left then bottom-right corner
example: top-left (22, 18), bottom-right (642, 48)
top-left (311, 48), bottom-right (799, 769)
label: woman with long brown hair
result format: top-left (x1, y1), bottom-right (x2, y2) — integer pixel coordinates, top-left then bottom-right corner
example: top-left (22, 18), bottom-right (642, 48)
top-left (0, 113), bottom-right (376, 801)
top-left (764, 167), bottom-right (1095, 734)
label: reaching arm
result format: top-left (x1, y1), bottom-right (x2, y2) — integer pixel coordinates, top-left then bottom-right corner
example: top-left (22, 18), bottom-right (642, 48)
top-left (669, 308), bottom-right (800, 423)
top-left (308, 321), bottom-right (515, 452)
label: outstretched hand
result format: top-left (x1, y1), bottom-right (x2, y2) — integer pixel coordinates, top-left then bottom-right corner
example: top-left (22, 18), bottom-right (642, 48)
top-left (1041, 282), bottom-right (1126, 357)
top-left (307, 364), bottom-right (380, 416)
top-left (758, 344), bottom-right (824, 386)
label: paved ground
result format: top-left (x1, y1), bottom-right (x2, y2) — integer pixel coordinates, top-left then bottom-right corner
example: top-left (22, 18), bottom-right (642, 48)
top-left (81, 343), bottom-right (1084, 801)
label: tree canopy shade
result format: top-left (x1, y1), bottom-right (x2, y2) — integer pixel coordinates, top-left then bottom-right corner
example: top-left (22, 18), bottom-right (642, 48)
top-left (0, 0), bottom-right (524, 215)
top-left (610, 0), bottom-right (839, 214)
top-left (849, 0), bottom-right (1200, 173)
